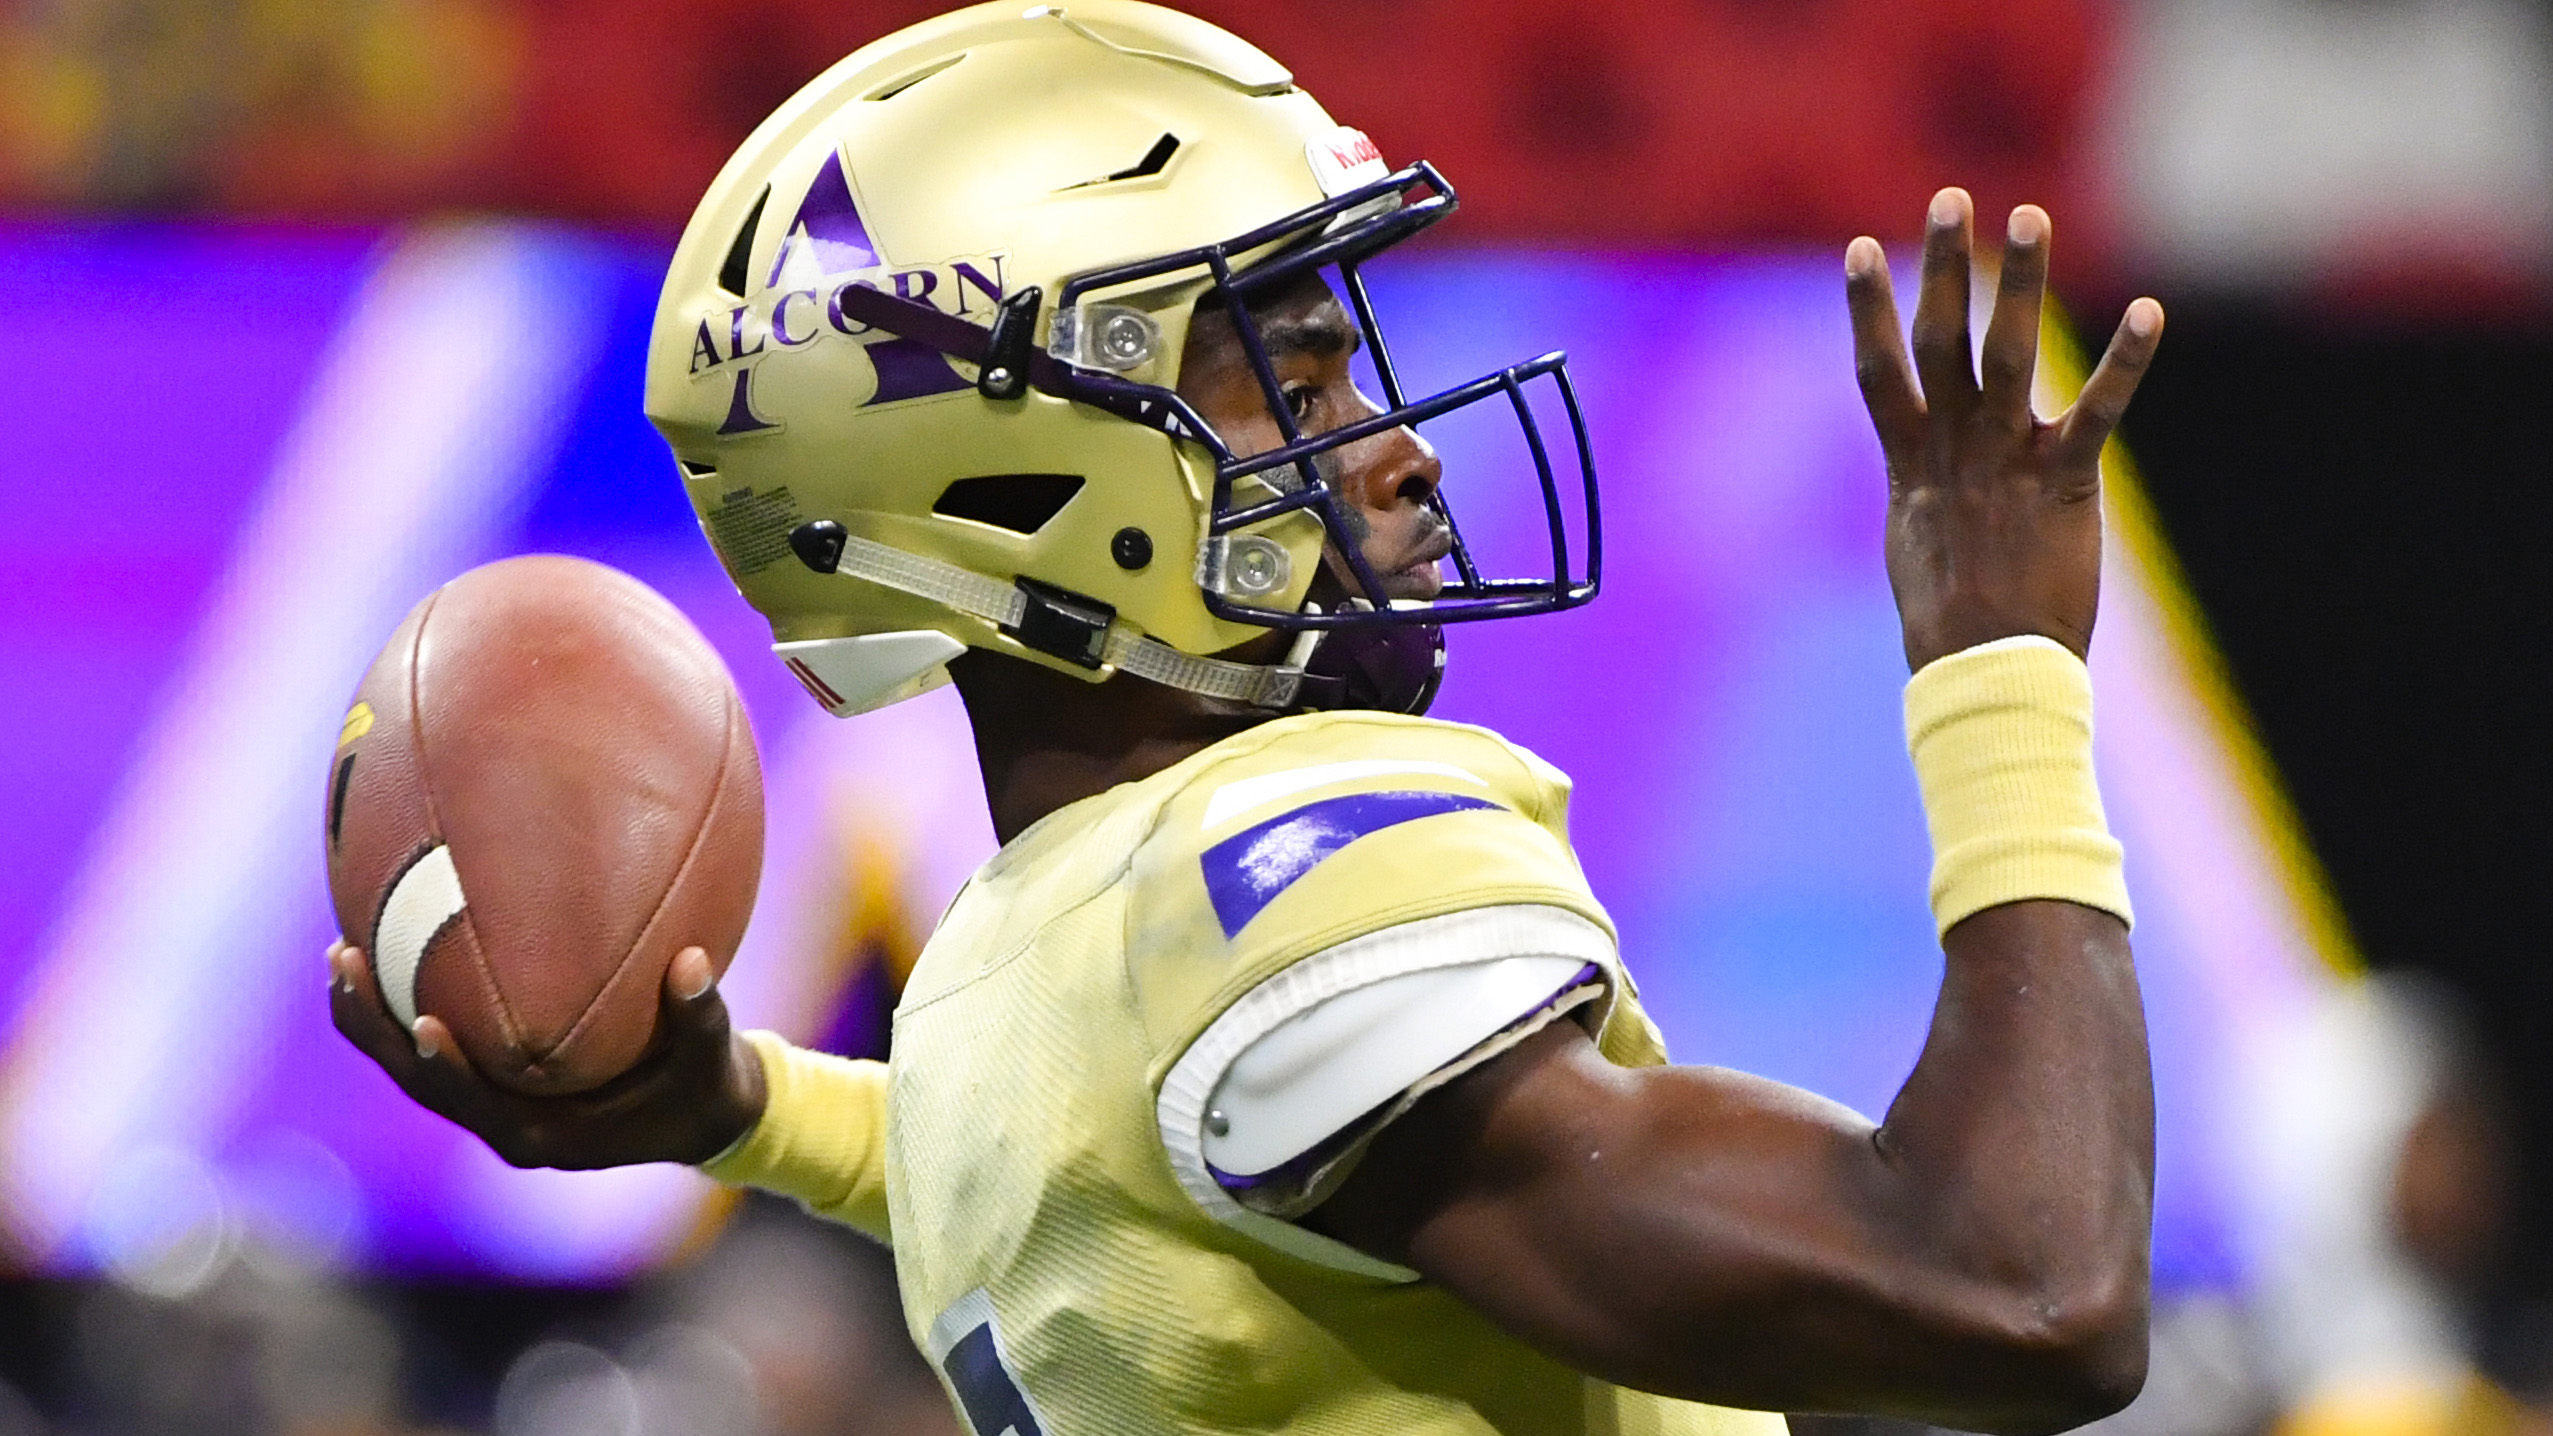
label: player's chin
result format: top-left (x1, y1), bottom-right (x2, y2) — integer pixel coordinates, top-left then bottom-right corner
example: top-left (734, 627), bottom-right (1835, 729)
top-left (1381, 563), bottom-right (1445, 602)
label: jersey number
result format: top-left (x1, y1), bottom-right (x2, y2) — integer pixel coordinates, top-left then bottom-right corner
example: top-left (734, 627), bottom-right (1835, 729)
top-left (941, 1321), bottom-right (1045, 1436)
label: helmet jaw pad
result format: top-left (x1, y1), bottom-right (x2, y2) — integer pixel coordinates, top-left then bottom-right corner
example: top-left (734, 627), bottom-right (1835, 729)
top-left (778, 631), bottom-right (967, 716)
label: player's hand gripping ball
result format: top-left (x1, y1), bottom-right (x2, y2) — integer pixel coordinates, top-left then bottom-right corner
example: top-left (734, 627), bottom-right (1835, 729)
top-left (324, 555), bottom-right (763, 1096)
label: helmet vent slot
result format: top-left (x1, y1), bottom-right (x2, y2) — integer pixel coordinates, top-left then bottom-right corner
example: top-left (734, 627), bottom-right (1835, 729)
top-left (718, 187), bottom-right (769, 297)
top-left (933, 473), bottom-right (1086, 534)
top-left (863, 54), bottom-right (966, 102)
top-left (1061, 133), bottom-right (1181, 190)
top-left (677, 459), bottom-right (716, 478)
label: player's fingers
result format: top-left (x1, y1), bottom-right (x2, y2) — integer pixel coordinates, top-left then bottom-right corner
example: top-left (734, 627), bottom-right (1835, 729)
top-left (328, 945), bottom-right (422, 1074)
top-left (2054, 298), bottom-right (2165, 472)
top-left (399, 1015), bottom-right (513, 1123)
top-left (400, 1014), bottom-right (570, 1166)
top-left (1845, 237), bottom-right (1923, 471)
top-left (413, 1014), bottom-right (453, 1062)
top-left (1977, 206), bottom-right (2049, 433)
top-left (329, 949), bottom-right (496, 1120)
top-left (1908, 188), bottom-right (1978, 422)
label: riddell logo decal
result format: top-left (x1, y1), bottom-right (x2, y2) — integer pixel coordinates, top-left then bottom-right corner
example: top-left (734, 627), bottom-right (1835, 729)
top-left (1306, 127), bottom-right (1387, 198)
top-left (692, 149), bottom-right (1008, 435)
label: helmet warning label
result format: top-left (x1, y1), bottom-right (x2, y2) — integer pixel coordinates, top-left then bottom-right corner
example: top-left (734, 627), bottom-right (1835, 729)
top-left (703, 487), bottom-right (805, 577)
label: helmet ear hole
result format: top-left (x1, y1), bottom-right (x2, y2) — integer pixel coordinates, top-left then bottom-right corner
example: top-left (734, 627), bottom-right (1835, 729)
top-left (932, 474), bottom-right (1087, 535)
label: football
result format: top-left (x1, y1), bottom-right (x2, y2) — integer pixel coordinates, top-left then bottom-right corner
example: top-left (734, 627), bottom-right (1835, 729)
top-left (324, 555), bottom-right (764, 1095)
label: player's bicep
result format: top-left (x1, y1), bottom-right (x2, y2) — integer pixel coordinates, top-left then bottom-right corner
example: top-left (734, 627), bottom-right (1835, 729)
top-left (1309, 1019), bottom-right (1895, 1397)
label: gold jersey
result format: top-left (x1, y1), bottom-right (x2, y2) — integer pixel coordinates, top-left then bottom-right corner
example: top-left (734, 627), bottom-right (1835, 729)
top-left (716, 710), bottom-right (1782, 1436)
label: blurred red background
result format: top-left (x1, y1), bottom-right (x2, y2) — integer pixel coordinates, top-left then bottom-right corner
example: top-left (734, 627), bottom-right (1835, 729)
top-left (0, 0), bottom-right (2110, 255)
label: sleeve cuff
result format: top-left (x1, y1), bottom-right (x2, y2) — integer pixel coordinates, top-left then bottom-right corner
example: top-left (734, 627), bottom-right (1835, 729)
top-left (698, 1030), bottom-right (893, 1243)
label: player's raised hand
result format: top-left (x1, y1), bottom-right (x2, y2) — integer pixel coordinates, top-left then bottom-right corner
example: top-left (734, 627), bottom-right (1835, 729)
top-left (1845, 188), bottom-right (2163, 671)
top-left (328, 938), bottom-right (765, 1170)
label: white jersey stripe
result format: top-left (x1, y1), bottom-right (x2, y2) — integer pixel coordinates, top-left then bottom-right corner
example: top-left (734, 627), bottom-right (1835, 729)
top-left (1199, 759), bottom-right (1488, 832)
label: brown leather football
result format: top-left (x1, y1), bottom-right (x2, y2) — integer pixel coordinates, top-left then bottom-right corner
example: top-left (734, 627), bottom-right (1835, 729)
top-left (324, 554), bottom-right (763, 1094)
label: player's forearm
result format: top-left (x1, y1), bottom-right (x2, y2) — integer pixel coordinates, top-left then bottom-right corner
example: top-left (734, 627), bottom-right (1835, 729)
top-left (1824, 634), bottom-right (2155, 1421)
top-left (1845, 898), bottom-right (2152, 1425)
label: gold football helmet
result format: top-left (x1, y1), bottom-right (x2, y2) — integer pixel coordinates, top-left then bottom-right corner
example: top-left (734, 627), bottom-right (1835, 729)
top-left (645, 0), bottom-right (1595, 717)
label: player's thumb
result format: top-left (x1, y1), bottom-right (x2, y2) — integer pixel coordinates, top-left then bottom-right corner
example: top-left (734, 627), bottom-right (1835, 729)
top-left (666, 946), bottom-right (719, 1005)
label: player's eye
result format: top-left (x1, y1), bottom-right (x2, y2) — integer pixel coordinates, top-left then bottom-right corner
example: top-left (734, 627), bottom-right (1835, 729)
top-left (1281, 383), bottom-right (1316, 425)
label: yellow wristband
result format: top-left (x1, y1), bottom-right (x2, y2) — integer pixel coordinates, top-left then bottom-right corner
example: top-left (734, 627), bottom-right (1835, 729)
top-left (699, 1030), bottom-right (893, 1242)
top-left (1905, 635), bottom-right (2132, 937)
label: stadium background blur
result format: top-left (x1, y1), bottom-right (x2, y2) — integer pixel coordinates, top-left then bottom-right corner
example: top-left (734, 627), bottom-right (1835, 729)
top-left (6, 0), bottom-right (2553, 1432)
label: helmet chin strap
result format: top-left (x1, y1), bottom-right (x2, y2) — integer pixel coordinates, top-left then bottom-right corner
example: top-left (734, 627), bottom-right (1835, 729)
top-left (795, 526), bottom-right (1441, 716)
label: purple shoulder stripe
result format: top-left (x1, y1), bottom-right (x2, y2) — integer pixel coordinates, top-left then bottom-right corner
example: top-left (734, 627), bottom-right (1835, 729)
top-left (1200, 789), bottom-right (1501, 938)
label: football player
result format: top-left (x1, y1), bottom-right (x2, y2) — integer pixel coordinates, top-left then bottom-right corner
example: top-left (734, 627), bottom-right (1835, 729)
top-left (329, 4), bottom-right (2165, 1432)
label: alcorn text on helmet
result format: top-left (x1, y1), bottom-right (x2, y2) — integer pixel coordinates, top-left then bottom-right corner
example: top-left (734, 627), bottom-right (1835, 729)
top-left (645, 0), bottom-right (1599, 718)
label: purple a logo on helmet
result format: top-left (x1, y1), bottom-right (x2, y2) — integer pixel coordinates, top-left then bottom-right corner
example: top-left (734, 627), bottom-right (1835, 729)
top-left (692, 147), bottom-right (1011, 429)
top-left (768, 150), bottom-right (880, 283)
